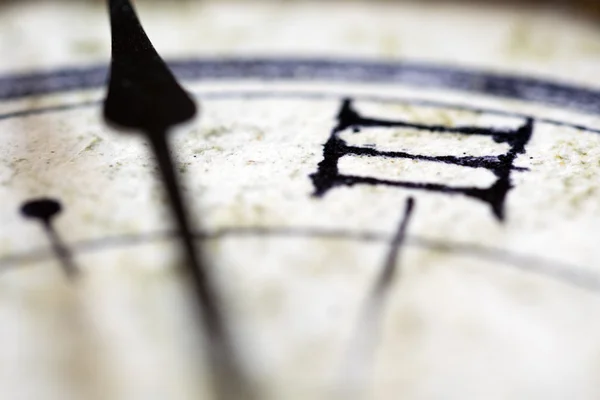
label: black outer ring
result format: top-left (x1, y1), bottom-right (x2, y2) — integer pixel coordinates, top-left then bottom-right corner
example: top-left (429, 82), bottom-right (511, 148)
top-left (1, 57), bottom-right (599, 116)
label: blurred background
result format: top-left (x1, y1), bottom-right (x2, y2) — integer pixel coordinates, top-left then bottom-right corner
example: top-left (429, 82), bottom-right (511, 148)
top-left (1, 0), bottom-right (599, 85)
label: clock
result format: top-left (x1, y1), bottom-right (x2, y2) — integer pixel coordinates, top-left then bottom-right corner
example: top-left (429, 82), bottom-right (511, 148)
top-left (1, 1), bottom-right (600, 399)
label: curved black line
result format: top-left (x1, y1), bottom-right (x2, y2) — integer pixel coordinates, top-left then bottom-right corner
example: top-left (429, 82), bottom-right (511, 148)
top-left (0, 227), bottom-right (597, 294)
top-left (2, 90), bottom-right (600, 138)
top-left (2, 58), bottom-right (600, 116)
top-left (0, 100), bottom-right (101, 122)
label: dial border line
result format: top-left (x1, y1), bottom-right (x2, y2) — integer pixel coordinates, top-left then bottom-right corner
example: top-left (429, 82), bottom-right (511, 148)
top-left (205, 91), bottom-right (600, 135)
top-left (0, 226), bottom-right (597, 295)
top-left (1, 90), bottom-right (600, 136)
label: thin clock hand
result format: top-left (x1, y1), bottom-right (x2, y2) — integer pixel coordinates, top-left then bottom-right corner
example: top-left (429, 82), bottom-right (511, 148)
top-left (340, 197), bottom-right (415, 399)
top-left (103, 1), bottom-right (250, 398)
top-left (20, 198), bottom-right (79, 279)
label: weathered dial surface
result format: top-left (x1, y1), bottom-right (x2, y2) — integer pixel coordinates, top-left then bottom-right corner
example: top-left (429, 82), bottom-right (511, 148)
top-left (2, 1), bottom-right (600, 400)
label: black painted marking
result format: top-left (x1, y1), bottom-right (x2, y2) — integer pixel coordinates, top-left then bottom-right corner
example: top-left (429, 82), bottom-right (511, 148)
top-left (103, 2), bottom-right (248, 399)
top-left (3, 58), bottom-right (600, 117)
top-left (341, 198), bottom-right (415, 397)
top-left (20, 198), bottom-right (79, 279)
top-left (311, 99), bottom-right (533, 221)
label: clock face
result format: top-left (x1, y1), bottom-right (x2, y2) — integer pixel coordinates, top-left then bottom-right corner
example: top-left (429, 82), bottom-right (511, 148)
top-left (2, 1), bottom-right (600, 400)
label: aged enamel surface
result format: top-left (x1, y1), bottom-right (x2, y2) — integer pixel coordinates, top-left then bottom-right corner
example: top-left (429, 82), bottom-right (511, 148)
top-left (1, 1), bottom-right (600, 400)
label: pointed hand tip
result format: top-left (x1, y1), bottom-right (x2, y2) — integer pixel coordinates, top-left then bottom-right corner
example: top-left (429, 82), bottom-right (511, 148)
top-left (103, 0), bottom-right (198, 133)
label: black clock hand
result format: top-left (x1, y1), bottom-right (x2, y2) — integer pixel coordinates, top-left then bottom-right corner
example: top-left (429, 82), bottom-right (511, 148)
top-left (103, 1), bottom-right (251, 399)
top-left (20, 198), bottom-right (79, 279)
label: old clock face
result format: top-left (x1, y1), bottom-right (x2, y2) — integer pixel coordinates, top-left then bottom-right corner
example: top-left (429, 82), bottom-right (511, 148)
top-left (1, 1), bottom-right (600, 400)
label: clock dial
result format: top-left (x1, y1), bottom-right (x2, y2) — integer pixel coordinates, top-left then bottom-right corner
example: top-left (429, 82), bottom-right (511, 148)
top-left (1, 1), bottom-right (600, 400)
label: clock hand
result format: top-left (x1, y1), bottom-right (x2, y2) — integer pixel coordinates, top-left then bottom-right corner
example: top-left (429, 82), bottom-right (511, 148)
top-left (340, 198), bottom-right (415, 398)
top-left (103, 1), bottom-right (250, 399)
top-left (20, 198), bottom-right (79, 279)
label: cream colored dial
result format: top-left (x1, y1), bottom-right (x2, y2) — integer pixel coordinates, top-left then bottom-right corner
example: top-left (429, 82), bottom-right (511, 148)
top-left (1, 1), bottom-right (600, 400)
